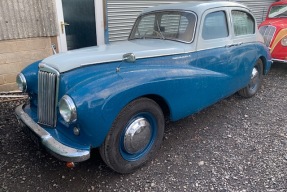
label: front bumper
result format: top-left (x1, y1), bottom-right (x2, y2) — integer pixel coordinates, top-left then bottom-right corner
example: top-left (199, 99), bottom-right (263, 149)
top-left (15, 104), bottom-right (90, 162)
top-left (272, 58), bottom-right (287, 63)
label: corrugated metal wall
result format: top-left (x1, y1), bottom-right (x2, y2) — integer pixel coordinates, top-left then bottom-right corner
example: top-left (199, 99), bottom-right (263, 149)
top-left (0, 0), bottom-right (58, 41)
top-left (107, 1), bottom-right (189, 42)
top-left (107, 0), bottom-right (275, 42)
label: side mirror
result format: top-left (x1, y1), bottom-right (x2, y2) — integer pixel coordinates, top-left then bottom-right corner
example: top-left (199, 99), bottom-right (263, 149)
top-left (123, 53), bottom-right (136, 63)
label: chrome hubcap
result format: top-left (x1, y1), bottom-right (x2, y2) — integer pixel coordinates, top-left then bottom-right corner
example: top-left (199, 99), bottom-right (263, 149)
top-left (124, 117), bottom-right (152, 154)
top-left (249, 67), bottom-right (259, 89)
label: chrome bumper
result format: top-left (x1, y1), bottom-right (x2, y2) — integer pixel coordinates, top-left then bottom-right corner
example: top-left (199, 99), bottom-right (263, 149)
top-left (15, 104), bottom-right (90, 162)
top-left (273, 59), bottom-right (287, 63)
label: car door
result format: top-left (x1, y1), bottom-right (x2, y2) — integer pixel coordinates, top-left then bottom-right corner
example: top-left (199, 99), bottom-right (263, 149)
top-left (228, 8), bottom-right (258, 87)
top-left (195, 8), bottom-right (239, 101)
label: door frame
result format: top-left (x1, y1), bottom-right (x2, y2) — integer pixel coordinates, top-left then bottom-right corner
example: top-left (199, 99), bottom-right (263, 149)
top-left (55, 0), bottom-right (105, 52)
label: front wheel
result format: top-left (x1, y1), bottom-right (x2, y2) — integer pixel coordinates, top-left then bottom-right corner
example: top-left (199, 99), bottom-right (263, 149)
top-left (100, 98), bottom-right (165, 173)
top-left (238, 59), bottom-right (263, 98)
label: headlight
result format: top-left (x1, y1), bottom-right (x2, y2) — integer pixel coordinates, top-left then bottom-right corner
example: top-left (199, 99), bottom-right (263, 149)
top-left (59, 95), bottom-right (77, 123)
top-left (281, 37), bottom-right (287, 46)
top-left (16, 73), bottom-right (27, 92)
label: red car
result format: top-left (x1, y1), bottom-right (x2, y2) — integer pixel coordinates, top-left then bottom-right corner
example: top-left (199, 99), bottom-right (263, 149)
top-left (259, 0), bottom-right (287, 63)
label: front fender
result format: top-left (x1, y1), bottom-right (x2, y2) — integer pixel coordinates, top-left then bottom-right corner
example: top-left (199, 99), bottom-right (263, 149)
top-left (65, 65), bottom-right (171, 147)
top-left (65, 60), bottom-right (228, 148)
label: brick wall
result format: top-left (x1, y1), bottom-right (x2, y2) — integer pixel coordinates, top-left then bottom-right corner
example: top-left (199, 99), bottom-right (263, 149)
top-left (0, 37), bottom-right (53, 91)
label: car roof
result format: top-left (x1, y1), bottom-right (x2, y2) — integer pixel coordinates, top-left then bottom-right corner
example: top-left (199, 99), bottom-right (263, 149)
top-left (270, 0), bottom-right (287, 6)
top-left (141, 1), bottom-right (249, 15)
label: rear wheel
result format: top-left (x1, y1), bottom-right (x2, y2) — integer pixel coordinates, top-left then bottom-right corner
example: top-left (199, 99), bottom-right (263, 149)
top-left (100, 98), bottom-right (165, 173)
top-left (238, 59), bottom-right (263, 98)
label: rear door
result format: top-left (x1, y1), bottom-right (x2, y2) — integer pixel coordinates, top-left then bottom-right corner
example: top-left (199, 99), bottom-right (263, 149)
top-left (228, 8), bottom-right (258, 87)
top-left (196, 8), bottom-right (238, 99)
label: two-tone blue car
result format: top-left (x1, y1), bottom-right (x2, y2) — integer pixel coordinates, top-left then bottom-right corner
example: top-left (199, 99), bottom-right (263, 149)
top-left (15, 1), bottom-right (272, 173)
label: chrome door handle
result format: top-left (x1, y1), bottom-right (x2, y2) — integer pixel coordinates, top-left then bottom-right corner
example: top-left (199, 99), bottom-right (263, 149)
top-left (225, 42), bottom-right (243, 48)
top-left (235, 42), bottom-right (243, 46)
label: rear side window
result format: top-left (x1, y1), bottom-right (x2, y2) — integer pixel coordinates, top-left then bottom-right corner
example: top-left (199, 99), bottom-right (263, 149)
top-left (232, 10), bottom-right (255, 36)
top-left (202, 11), bottom-right (229, 40)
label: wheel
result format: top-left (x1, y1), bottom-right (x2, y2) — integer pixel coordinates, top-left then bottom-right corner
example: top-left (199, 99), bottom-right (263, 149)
top-left (100, 98), bottom-right (165, 173)
top-left (238, 59), bottom-right (263, 98)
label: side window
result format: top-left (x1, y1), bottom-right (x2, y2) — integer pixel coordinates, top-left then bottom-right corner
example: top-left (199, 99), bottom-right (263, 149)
top-left (202, 11), bottom-right (229, 40)
top-left (160, 14), bottom-right (181, 39)
top-left (232, 10), bottom-right (255, 36)
top-left (136, 15), bottom-right (155, 36)
top-left (160, 13), bottom-right (195, 42)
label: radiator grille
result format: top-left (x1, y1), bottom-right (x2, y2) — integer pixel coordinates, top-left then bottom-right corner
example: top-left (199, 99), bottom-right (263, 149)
top-left (38, 70), bottom-right (58, 127)
top-left (259, 25), bottom-right (276, 47)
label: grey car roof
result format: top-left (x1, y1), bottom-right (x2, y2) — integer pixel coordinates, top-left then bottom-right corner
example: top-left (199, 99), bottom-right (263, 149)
top-left (141, 1), bottom-right (249, 15)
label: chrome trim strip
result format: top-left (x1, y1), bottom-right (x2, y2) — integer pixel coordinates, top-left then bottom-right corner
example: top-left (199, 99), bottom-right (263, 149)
top-left (272, 59), bottom-right (287, 63)
top-left (15, 104), bottom-right (90, 162)
top-left (39, 63), bottom-right (60, 76)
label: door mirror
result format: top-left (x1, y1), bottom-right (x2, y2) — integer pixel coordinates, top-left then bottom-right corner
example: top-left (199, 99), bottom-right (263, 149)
top-left (123, 53), bottom-right (136, 63)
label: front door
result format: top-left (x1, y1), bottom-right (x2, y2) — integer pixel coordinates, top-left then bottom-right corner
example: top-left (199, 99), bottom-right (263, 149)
top-left (62, 0), bottom-right (97, 50)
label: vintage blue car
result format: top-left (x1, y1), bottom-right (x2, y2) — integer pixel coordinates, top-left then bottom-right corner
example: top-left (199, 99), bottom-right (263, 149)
top-left (16, 1), bottom-right (271, 173)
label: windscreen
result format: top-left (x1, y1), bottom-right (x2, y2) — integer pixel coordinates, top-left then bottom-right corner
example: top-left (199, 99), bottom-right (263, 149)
top-left (268, 5), bottom-right (287, 18)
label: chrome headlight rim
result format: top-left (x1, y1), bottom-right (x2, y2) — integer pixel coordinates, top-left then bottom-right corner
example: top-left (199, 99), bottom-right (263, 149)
top-left (16, 73), bottom-right (27, 92)
top-left (281, 36), bottom-right (287, 47)
top-left (59, 95), bottom-right (77, 123)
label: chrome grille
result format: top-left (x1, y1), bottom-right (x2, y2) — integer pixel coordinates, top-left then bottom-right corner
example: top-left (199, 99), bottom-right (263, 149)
top-left (259, 25), bottom-right (276, 47)
top-left (38, 65), bottom-right (59, 127)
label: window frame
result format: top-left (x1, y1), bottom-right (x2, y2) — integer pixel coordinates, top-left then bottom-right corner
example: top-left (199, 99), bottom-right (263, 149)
top-left (196, 7), bottom-right (232, 51)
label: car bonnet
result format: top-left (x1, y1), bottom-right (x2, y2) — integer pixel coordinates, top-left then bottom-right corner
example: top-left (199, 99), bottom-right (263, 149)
top-left (42, 39), bottom-right (187, 73)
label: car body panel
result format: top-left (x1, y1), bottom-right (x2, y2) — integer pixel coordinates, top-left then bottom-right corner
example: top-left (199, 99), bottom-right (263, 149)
top-left (20, 41), bottom-right (270, 148)
top-left (16, 1), bottom-right (272, 163)
top-left (259, 0), bottom-right (287, 63)
top-left (43, 40), bottom-right (190, 73)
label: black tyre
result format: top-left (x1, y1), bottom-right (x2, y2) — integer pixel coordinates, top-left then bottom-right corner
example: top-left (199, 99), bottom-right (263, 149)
top-left (100, 98), bottom-right (165, 173)
top-left (238, 59), bottom-right (263, 98)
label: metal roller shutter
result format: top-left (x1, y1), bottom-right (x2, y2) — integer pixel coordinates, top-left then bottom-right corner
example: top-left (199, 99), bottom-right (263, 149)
top-left (107, 0), bottom-right (275, 42)
top-left (107, 0), bottom-right (191, 42)
top-left (238, 0), bottom-right (275, 24)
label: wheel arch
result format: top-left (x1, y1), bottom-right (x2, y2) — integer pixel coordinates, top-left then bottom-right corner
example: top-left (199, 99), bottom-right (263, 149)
top-left (140, 94), bottom-right (171, 120)
top-left (258, 56), bottom-right (268, 75)
top-left (254, 42), bottom-right (272, 75)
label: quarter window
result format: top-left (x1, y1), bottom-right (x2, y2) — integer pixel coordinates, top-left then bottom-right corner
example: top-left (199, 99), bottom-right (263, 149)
top-left (202, 11), bottom-right (229, 40)
top-left (232, 11), bottom-right (255, 36)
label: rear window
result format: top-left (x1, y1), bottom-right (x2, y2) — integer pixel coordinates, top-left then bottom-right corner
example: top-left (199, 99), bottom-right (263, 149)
top-left (232, 10), bottom-right (255, 36)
